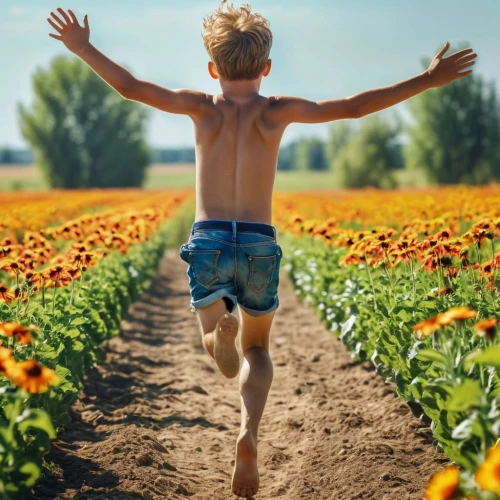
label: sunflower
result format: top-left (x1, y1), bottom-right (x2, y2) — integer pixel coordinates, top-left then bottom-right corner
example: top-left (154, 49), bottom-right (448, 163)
top-left (475, 442), bottom-right (500, 495)
top-left (474, 318), bottom-right (498, 340)
top-left (6, 359), bottom-right (59, 393)
top-left (424, 466), bottom-right (461, 500)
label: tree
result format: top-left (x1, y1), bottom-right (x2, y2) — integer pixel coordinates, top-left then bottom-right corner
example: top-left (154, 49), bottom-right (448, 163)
top-left (404, 42), bottom-right (500, 185)
top-left (18, 55), bottom-right (152, 188)
top-left (334, 114), bottom-right (401, 189)
top-left (277, 141), bottom-right (298, 171)
top-left (325, 121), bottom-right (355, 171)
top-left (295, 137), bottom-right (327, 171)
top-left (0, 147), bottom-right (14, 164)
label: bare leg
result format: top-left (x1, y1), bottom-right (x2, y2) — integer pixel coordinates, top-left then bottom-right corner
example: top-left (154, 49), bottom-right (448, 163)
top-left (195, 298), bottom-right (240, 379)
top-left (232, 308), bottom-right (275, 498)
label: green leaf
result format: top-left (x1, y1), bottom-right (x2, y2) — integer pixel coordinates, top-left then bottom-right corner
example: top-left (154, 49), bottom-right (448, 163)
top-left (451, 414), bottom-right (476, 440)
top-left (16, 409), bottom-right (56, 439)
top-left (446, 379), bottom-right (483, 412)
top-left (71, 318), bottom-right (87, 326)
top-left (19, 461), bottom-right (41, 487)
top-left (65, 327), bottom-right (82, 338)
top-left (465, 346), bottom-right (500, 370)
top-left (416, 349), bottom-right (449, 367)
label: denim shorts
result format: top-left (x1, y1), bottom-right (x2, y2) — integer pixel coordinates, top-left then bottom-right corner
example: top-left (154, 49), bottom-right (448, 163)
top-left (179, 219), bottom-right (283, 317)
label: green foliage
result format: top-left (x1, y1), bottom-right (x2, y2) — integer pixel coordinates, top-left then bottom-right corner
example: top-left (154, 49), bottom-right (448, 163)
top-left (334, 114), bottom-right (401, 188)
top-left (277, 141), bottom-right (298, 171)
top-left (325, 121), bottom-right (354, 171)
top-left (295, 137), bottom-right (328, 171)
top-left (18, 55), bottom-right (152, 188)
top-left (405, 41), bottom-right (500, 185)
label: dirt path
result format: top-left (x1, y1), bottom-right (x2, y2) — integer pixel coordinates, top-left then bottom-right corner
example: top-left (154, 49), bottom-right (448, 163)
top-left (33, 249), bottom-right (448, 500)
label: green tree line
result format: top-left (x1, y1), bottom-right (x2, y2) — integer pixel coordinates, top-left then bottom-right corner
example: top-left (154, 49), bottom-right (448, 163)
top-left (10, 43), bottom-right (500, 188)
top-left (278, 42), bottom-right (500, 187)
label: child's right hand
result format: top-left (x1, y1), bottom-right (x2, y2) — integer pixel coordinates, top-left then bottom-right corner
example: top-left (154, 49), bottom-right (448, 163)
top-left (426, 42), bottom-right (477, 88)
top-left (47, 8), bottom-right (90, 55)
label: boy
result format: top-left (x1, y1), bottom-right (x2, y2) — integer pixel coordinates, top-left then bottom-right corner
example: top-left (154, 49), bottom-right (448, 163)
top-left (47, 2), bottom-right (476, 497)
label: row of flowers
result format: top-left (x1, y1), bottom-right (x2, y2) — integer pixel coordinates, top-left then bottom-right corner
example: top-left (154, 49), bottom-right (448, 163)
top-left (0, 189), bottom-right (193, 499)
top-left (273, 186), bottom-right (499, 500)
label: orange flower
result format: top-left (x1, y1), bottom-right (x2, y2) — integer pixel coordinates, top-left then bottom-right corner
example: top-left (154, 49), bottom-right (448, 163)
top-left (41, 263), bottom-right (79, 287)
top-left (0, 322), bottom-right (38, 345)
top-left (424, 466), bottom-right (461, 500)
top-left (475, 442), bottom-right (500, 495)
top-left (437, 306), bottom-right (477, 326)
top-left (0, 258), bottom-right (24, 275)
top-left (0, 283), bottom-right (16, 305)
top-left (6, 359), bottom-right (59, 393)
top-left (0, 346), bottom-right (16, 375)
top-left (413, 317), bottom-right (441, 339)
top-left (474, 318), bottom-right (498, 340)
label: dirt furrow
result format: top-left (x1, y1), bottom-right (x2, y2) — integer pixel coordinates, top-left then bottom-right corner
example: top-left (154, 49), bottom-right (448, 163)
top-left (33, 248), bottom-right (447, 500)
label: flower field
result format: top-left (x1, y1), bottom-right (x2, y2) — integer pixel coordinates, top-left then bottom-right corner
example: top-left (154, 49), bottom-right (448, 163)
top-left (0, 190), bottom-right (193, 499)
top-left (274, 185), bottom-right (500, 500)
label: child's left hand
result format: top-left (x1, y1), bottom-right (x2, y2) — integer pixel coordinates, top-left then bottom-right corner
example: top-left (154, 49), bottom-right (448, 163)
top-left (426, 42), bottom-right (477, 88)
top-left (47, 8), bottom-right (90, 55)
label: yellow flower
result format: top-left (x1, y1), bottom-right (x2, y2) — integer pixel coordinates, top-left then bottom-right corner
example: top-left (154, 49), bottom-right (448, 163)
top-left (413, 316), bottom-right (441, 339)
top-left (424, 466), bottom-right (461, 500)
top-left (0, 346), bottom-right (16, 375)
top-left (437, 306), bottom-right (477, 326)
top-left (6, 359), bottom-right (59, 393)
top-left (0, 322), bottom-right (37, 345)
top-left (475, 442), bottom-right (500, 495)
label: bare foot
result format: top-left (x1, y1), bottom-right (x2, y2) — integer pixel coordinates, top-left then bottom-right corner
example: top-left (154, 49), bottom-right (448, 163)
top-left (232, 429), bottom-right (259, 498)
top-left (214, 313), bottom-right (240, 379)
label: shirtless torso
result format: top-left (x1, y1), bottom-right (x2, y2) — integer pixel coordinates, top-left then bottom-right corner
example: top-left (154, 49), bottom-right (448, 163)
top-left (192, 94), bottom-right (285, 225)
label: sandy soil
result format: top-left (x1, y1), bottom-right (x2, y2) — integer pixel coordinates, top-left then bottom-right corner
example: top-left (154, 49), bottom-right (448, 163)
top-left (32, 249), bottom-right (448, 500)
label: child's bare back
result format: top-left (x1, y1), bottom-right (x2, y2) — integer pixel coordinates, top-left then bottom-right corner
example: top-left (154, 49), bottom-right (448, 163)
top-left (193, 92), bottom-right (283, 224)
top-left (47, 1), bottom-right (476, 497)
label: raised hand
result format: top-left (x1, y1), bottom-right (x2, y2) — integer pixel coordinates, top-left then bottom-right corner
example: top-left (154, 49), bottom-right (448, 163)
top-left (47, 8), bottom-right (90, 55)
top-left (426, 42), bottom-right (477, 88)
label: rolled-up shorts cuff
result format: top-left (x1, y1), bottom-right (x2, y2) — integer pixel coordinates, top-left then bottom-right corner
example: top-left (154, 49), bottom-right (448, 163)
top-left (239, 297), bottom-right (280, 317)
top-left (191, 288), bottom-right (238, 314)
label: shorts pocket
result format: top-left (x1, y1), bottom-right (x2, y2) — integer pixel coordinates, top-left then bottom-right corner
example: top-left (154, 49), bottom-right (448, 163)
top-left (247, 253), bottom-right (278, 292)
top-left (188, 249), bottom-right (221, 288)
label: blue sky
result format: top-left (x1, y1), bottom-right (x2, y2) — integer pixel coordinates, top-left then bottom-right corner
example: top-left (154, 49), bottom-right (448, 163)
top-left (1, 0), bottom-right (499, 148)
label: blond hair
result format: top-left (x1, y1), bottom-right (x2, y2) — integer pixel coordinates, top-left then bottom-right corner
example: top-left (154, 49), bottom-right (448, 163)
top-left (202, 1), bottom-right (273, 81)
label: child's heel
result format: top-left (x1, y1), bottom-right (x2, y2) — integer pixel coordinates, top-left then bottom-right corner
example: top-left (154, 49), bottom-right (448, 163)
top-left (214, 314), bottom-right (240, 379)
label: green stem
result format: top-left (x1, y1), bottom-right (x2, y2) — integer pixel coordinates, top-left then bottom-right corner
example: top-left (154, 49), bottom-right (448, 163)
top-left (458, 261), bottom-right (470, 302)
top-left (475, 242), bottom-right (482, 267)
top-left (78, 271), bottom-right (85, 300)
top-left (52, 284), bottom-right (57, 318)
top-left (69, 278), bottom-right (75, 307)
top-left (364, 253), bottom-right (377, 310)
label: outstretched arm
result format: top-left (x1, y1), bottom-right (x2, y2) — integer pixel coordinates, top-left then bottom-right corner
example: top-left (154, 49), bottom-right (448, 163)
top-left (47, 8), bottom-right (208, 118)
top-left (267, 42), bottom-right (477, 125)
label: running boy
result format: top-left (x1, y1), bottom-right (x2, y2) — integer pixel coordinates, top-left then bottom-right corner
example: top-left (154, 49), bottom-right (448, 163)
top-left (47, 2), bottom-right (476, 497)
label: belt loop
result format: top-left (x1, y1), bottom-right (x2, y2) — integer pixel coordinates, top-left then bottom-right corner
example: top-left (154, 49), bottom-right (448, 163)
top-left (232, 221), bottom-right (237, 242)
top-left (273, 225), bottom-right (277, 241)
top-left (191, 224), bottom-right (195, 236)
